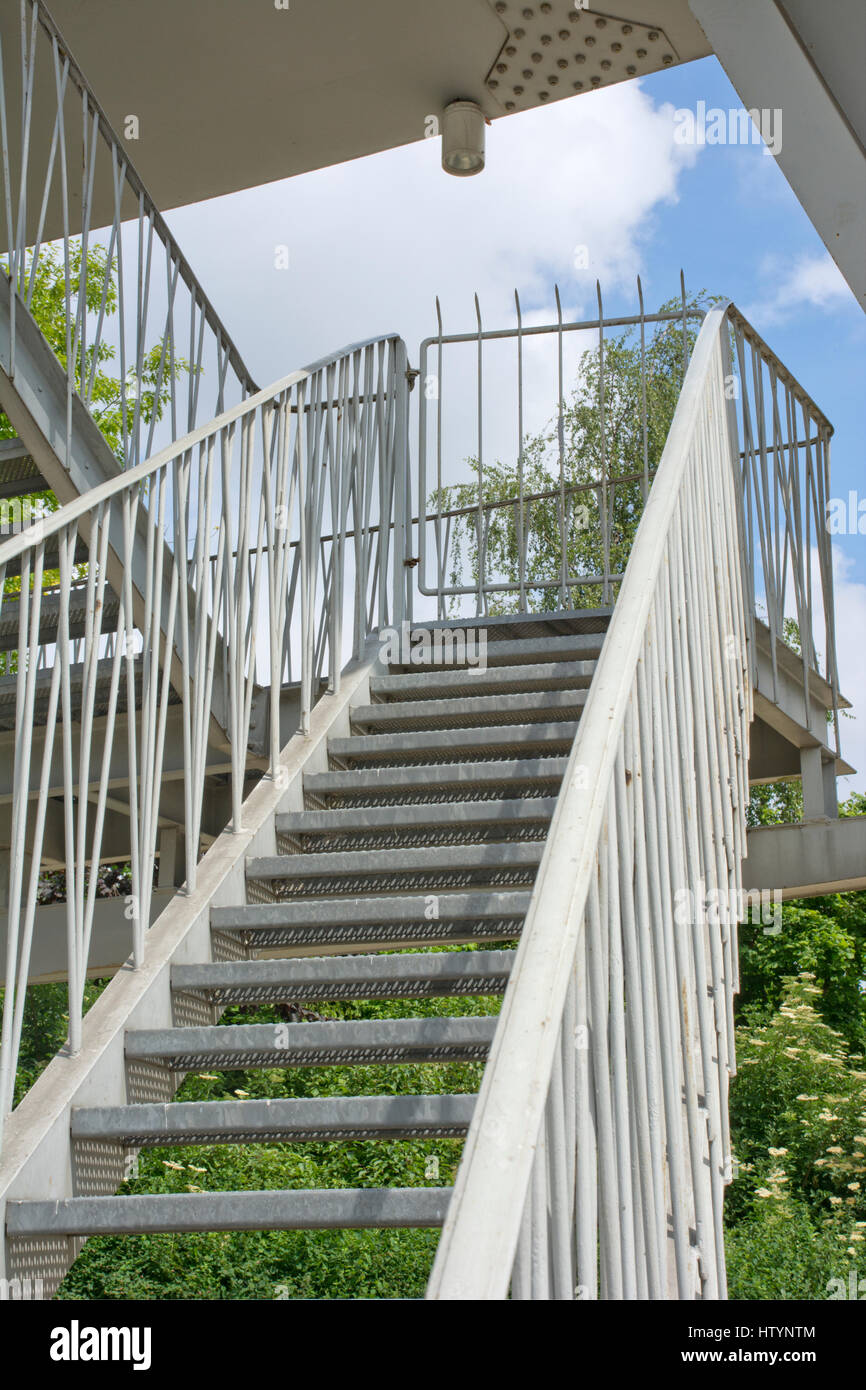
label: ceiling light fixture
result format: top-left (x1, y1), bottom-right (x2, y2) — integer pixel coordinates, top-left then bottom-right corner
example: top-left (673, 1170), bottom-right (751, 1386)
top-left (441, 100), bottom-right (486, 176)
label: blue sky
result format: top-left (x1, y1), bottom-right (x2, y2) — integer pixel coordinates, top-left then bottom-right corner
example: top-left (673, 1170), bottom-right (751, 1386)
top-left (164, 52), bottom-right (865, 787)
top-left (641, 58), bottom-right (865, 566)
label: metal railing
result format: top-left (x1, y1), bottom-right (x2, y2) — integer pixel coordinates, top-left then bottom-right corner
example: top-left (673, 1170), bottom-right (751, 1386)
top-left (417, 278), bottom-right (704, 618)
top-left (416, 282), bottom-right (838, 739)
top-left (0, 0), bottom-right (257, 468)
top-left (0, 242), bottom-right (840, 1284)
top-left (427, 305), bottom-right (754, 1299)
top-left (727, 308), bottom-right (839, 753)
top-left (0, 332), bottom-right (409, 1146)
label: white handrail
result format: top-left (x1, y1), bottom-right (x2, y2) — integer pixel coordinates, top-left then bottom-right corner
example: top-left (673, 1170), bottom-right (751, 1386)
top-left (0, 331), bottom-right (409, 1149)
top-left (0, 329), bottom-right (402, 568)
top-left (427, 306), bottom-right (751, 1299)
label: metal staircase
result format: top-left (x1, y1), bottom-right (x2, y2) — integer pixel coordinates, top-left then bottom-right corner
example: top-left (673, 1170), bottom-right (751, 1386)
top-left (0, 0), bottom-right (858, 1304)
top-left (2, 614), bottom-right (606, 1289)
top-left (0, 289), bottom-right (853, 1298)
top-left (0, 280), bottom-right (852, 1299)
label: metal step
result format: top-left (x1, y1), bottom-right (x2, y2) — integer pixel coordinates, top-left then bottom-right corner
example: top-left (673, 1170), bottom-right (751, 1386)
top-left (0, 655), bottom-right (171, 732)
top-left (350, 688), bottom-right (587, 733)
top-left (328, 721), bottom-right (579, 768)
top-left (387, 625), bottom-right (608, 671)
top-left (0, 532), bottom-right (91, 579)
top-left (211, 889), bottom-right (531, 954)
top-left (1, 614), bottom-right (605, 1275)
top-left (172, 948), bottom-right (515, 1007)
top-left (370, 660), bottom-right (596, 702)
top-left (6, 1188), bottom-right (453, 1236)
top-left (71, 1093), bottom-right (477, 1146)
top-left (275, 797), bottom-right (557, 851)
top-left (125, 1015), bottom-right (498, 1070)
top-left (303, 757), bottom-right (568, 808)
top-left (246, 841), bottom-right (544, 896)
top-left (0, 585), bottom-right (121, 653)
top-left (0, 436), bottom-right (46, 499)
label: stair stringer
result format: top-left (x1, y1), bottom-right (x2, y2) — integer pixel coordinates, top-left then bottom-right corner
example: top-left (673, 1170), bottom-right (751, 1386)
top-left (0, 640), bottom-right (385, 1293)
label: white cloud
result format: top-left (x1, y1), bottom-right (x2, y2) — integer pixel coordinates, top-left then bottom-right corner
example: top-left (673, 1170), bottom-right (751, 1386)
top-left (166, 82), bottom-right (699, 385)
top-left (164, 106), bottom-right (866, 788)
top-left (743, 252), bottom-right (855, 328)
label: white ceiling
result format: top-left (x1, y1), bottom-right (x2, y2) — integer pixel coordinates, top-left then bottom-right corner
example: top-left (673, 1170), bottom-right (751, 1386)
top-left (28, 0), bottom-right (711, 212)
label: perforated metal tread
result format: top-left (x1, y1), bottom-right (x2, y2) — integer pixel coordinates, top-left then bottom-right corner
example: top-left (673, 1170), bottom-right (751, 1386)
top-left (275, 797), bottom-right (558, 840)
top-left (0, 532), bottom-right (90, 579)
top-left (246, 841), bottom-right (545, 894)
top-left (7, 1188), bottom-right (453, 1235)
top-left (303, 757), bottom-right (568, 807)
top-left (388, 608), bottom-right (611, 654)
top-left (71, 1093), bottom-right (477, 1146)
top-left (350, 689), bottom-right (587, 733)
top-left (29, 616), bottom-right (607, 1262)
top-left (172, 948), bottom-right (515, 1006)
top-left (0, 586), bottom-right (121, 653)
top-left (328, 721), bottom-right (579, 768)
top-left (370, 660), bottom-right (596, 702)
top-left (209, 888), bottom-right (531, 953)
top-left (213, 889), bottom-right (531, 931)
top-left (125, 1015), bottom-right (498, 1070)
top-left (0, 655), bottom-right (174, 731)
top-left (385, 632), bottom-right (604, 671)
top-left (0, 437), bottom-right (43, 498)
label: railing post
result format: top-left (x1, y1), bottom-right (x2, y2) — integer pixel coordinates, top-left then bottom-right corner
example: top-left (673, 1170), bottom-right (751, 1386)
top-left (392, 339), bottom-right (411, 631)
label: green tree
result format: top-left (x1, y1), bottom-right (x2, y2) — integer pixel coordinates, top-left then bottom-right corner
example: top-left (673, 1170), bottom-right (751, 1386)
top-left (1, 241), bottom-right (190, 464)
top-left (725, 972), bottom-right (866, 1299)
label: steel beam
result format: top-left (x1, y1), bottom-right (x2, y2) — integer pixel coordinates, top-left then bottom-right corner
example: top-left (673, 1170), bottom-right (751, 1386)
top-left (7, 1187), bottom-right (452, 1235)
top-left (745, 815), bottom-right (866, 897)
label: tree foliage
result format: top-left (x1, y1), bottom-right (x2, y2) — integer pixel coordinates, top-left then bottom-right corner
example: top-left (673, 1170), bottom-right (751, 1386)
top-left (725, 972), bottom-right (866, 1299)
top-left (2, 242), bottom-right (191, 464)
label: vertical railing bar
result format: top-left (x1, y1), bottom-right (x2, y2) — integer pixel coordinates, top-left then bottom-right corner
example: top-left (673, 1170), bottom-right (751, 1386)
top-left (636, 634), bottom-right (693, 1295)
top-left (0, 18), bottom-right (17, 276)
top-left (586, 863), bottom-right (621, 1298)
top-left (546, 1044), bottom-right (573, 1298)
top-left (474, 293), bottom-right (484, 618)
top-left (637, 275), bottom-right (649, 502)
top-left (596, 281), bottom-right (610, 606)
top-left (510, 1186), bottom-right (533, 1301)
top-left (679, 269), bottom-right (688, 381)
top-left (554, 284), bottom-right (568, 609)
top-left (656, 520), bottom-right (717, 1296)
top-left (529, 1123), bottom-right (550, 1298)
top-left (515, 288), bottom-right (527, 614)
top-left (625, 694), bottom-right (668, 1290)
top-left (25, 47), bottom-right (69, 307)
top-left (669, 479), bottom-right (727, 1297)
top-left (606, 781), bottom-right (636, 1297)
top-left (614, 733), bottom-right (665, 1298)
top-left (574, 915), bottom-right (597, 1300)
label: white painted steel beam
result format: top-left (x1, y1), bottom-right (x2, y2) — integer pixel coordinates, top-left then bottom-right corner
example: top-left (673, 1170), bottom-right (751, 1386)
top-left (689, 0), bottom-right (866, 310)
top-left (745, 815), bottom-right (866, 898)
